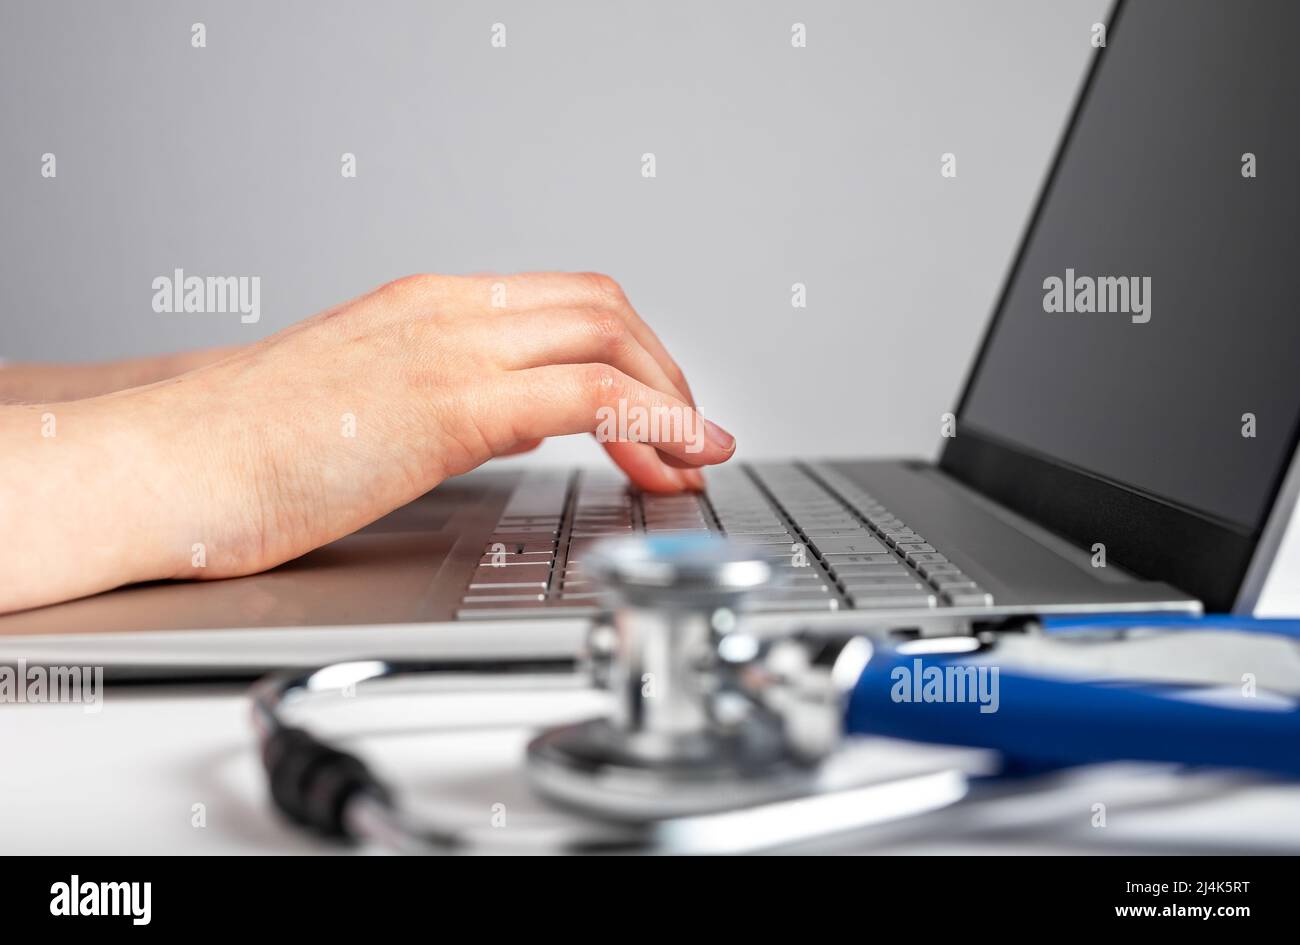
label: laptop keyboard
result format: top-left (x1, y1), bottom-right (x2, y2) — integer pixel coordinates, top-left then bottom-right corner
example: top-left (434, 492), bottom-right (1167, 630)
top-left (457, 464), bottom-right (994, 619)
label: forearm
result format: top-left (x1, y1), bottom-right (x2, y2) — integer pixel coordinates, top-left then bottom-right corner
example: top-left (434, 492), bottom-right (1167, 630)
top-left (0, 344), bottom-right (415, 614)
top-left (0, 396), bottom-right (195, 612)
top-left (0, 345), bottom-right (242, 403)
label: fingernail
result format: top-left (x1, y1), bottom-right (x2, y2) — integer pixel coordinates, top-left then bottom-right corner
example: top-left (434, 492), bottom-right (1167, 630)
top-left (704, 419), bottom-right (735, 453)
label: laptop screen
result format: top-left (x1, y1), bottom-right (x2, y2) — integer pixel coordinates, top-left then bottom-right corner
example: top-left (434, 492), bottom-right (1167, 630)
top-left (957, 0), bottom-right (1300, 533)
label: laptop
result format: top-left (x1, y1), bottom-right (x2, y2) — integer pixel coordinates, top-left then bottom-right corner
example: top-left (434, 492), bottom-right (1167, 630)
top-left (3, 0), bottom-right (1298, 673)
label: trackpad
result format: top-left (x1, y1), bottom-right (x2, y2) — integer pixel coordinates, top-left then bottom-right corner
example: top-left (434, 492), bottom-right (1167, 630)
top-left (0, 531), bottom-right (460, 636)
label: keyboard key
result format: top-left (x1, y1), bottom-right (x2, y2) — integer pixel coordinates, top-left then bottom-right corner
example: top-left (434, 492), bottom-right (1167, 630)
top-left (795, 516), bottom-right (862, 528)
top-left (469, 571), bottom-right (551, 591)
top-left (469, 579), bottom-right (549, 591)
top-left (479, 553), bottom-right (553, 566)
top-left (944, 590), bottom-right (995, 607)
top-left (473, 561), bottom-right (550, 579)
top-left (754, 548), bottom-right (809, 560)
top-left (926, 571), bottom-right (971, 584)
top-left (931, 578), bottom-right (980, 591)
top-left (812, 537), bottom-right (888, 556)
top-left (880, 528), bottom-right (920, 539)
top-left (485, 541), bottom-right (554, 555)
top-left (822, 554), bottom-right (896, 567)
top-left (566, 538), bottom-right (614, 559)
top-left (777, 582), bottom-right (834, 594)
top-left (458, 604), bottom-right (599, 619)
top-left (743, 598), bottom-right (841, 613)
top-left (906, 552), bottom-right (948, 564)
top-left (842, 571), bottom-right (925, 587)
top-left (896, 543), bottom-right (936, 554)
top-left (781, 570), bottom-right (836, 582)
top-left (885, 535), bottom-right (926, 548)
top-left (461, 593), bottom-right (547, 604)
top-left (749, 590), bottom-right (833, 604)
top-left (831, 564), bottom-right (910, 577)
top-left (802, 527), bottom-right (877, 539)
top-left (918, 562), bottom-right (963, 578)
top-left (848, 593), bottom-right (938, 609)
top-left (844, 581), bottom-right (930, 596)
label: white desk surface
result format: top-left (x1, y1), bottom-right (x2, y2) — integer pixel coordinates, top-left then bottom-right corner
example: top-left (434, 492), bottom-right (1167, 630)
top-left (5, 681), bottom-right (1300, 856)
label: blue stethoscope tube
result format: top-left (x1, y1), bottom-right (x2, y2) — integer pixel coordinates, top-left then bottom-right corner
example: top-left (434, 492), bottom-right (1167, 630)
top-left (1037, 613), bottom-right (1300, 640)
top-left (843, 616), bottom-right (1300, 779)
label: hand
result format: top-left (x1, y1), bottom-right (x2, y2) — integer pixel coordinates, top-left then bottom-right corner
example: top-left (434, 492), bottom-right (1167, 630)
top-left (0, 272), bottom-right (735, 611)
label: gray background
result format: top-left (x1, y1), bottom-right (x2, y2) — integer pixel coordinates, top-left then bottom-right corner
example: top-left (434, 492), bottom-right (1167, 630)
top-left (0, 0), bottom-right (1106, 466)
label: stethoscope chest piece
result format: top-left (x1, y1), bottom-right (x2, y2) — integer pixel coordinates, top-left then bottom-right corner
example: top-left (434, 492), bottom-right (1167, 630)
top-left (524, 535), bottom-right (959, 825)
top-left (254, 534), bottom-right (983, 853)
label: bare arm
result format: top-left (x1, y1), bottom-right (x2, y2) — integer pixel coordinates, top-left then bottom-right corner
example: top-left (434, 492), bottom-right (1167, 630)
top-left (0, 345), bottom-right (243, 403)
top-left (0, 273), bottom-right (733, 614)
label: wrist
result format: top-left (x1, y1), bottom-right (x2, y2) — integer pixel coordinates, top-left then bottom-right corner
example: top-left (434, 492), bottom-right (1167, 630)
top-left (100, 382), bottom-right (271, 583)
top-left (60, 394), bottom-right (202, 587)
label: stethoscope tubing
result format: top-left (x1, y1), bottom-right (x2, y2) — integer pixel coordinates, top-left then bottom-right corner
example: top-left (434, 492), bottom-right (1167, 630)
top-left (847, 615), bottom-right (1300, 779)
top-left (1037, 613), bottom-right (1300, 639)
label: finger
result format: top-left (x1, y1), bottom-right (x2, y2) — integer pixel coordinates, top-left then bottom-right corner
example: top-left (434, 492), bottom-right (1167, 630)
top-left (490, 275), bottom-right (701, 471)
top-left (601, 442), bottom-right (692, 493)
top-left (679, 465), bottom-right (706, 490)
top-left (505, 364), bottom-right (735, 466)
top-left (493, 434), bottom-right (696, 490)
top-left (490, 308), bottom-right (691, 406)
top-left (485, 303), bottom-right (697, 473)
top-left (659, 452), bottom-right (708, 471)
top-left (489, 272), bottom-right (698, 406)
top-left (601, 443), bottom-right (706, 492)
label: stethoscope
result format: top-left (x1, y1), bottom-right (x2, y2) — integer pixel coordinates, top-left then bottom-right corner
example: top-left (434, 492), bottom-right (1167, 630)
top-left (251, 535), bottom-right (1300, 854)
